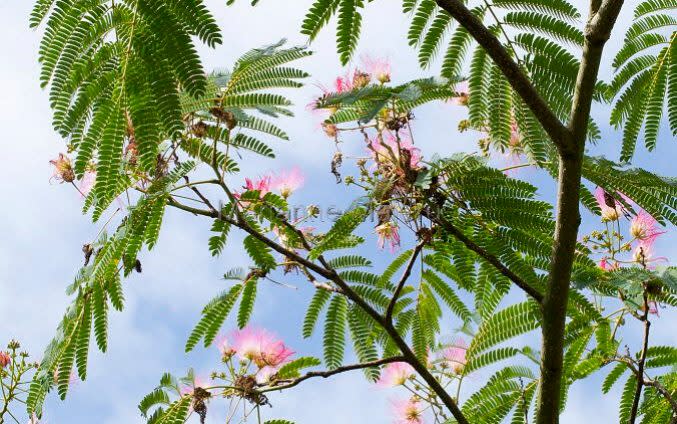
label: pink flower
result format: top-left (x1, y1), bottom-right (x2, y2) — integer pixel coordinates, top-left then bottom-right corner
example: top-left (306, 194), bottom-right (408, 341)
top-left (451, 81), bottom-right (469, 106)
top-left (255, 365), bottom-right (280, 385)
top-left (231, 327), bottom-right (294, 368)
top-left (648, 301), bottom-right (660, 317)
top-left (375, 222), bottom-right (401, 252)
top-left (0, 351), bottom-right (10, 369)
top-left (594, 187), bottom-right (621, 222)
top-left (509, 121), bottom-right (521, 148)
top-left (335, 75), bottom-right (354, 93)
top-left (441, 339), bottom-right (467, 375)
top-left (245, 176), bottom-right (271, 195)
top-left (235, 176), bottom-right (271, 205)
top-left (216, 335), bottom-right (236, 360)
top-left (49, 153), bottom-right (75, 183)
top-left (270, 167), bottom-right (305, 198)
top-left (630, 210), bottom-right (663, 241)
top-left (378, 362), bottom-right (415, 387)
top-left (598, 258), bottom-right (616, 271)
top-left (79, 170), bottom-right (96, 197)
top-left (633, 235), bottom-right (667, 267)
top-left (392, 398), bottom-right (425, 424)
top-left (370, 133), bottom-right (422, 170)
top-left (362, 55), bottom-right (392, 84)
top-left (180, 376), bottom-right (208, 396)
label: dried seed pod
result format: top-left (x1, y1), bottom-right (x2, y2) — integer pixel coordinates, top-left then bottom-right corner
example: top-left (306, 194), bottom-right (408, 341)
top-left (331, 151), bottom-right (343, 183)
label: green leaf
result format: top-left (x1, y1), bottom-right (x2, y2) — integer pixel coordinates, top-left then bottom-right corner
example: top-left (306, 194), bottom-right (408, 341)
top-left (237, 278), bottom-right (258, 329)
top-left (323, 295), bottom-right (348, 369)
top-left (276, 357), bottom-right (322, 379)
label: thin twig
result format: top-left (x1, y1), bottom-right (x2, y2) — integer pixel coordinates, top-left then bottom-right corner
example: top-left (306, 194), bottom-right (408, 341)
top-left (386, 241), bottom-right (425, 322)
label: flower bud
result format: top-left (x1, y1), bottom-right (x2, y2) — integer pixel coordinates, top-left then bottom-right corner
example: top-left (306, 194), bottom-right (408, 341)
top-left (0, 352), bottom-right (10, 369)
top-left (49, 153), bottom-right (75, 183)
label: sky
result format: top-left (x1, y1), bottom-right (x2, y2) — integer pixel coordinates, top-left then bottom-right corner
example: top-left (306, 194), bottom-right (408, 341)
top-left (0, 0), bottom-right (675, 423)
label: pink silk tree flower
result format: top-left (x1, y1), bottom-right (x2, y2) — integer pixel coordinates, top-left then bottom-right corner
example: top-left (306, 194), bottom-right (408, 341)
top-left (648, 301), bottom-right (660, 317)
top-left (235, 175), bottom-right (272, 206)
top-left (632, 234), bottom-right (667, 267)
top-left (377, 362), bottom-right (415, 387)
top-left (362, 55), bottom-right (392, 84)
top-left (270, 167), bottom-right (305, 198)
top-left (258, 339), bottom-right (294, 368)
top-left (441, 339), bottom-right (467, 375)
top-left (392, 398), bottom-right (425, 424)
top-left (0, 351), bottom-right (10, 369)
top-left (231, 327), bottom-right (294, 368)
top-left (49, 153), bottom-right (75, 183)
top-left (598, 258), bottom-right (616, 271)
top-left (451, 80), bottom-right (469, 106)
top-left (375, 221), bottom-right (401, 252)
top-left (630, 210), bottom-right (663, 241)
top-left (78, 170), bottom-right (97, 198)
top-left (180, 376), bottom-right (208, 396)
top-left (215, 336), bottom-right (236, 360)
top-left (594, 187), bottom-right (621, 222)
top-left (370, 133), bottom-right (422, 170)
top-left (509, 121), bottom-right (522, 148)
top-left (244, 175), bottom-right (271, 195)
top-left (255, 365), bottom-right (280, 385)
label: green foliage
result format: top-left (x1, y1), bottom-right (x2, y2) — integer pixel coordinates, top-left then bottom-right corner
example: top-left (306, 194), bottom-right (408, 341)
top-left (309, 207), bottom-right (368, 259)
top-left (276, 357), bottom-right (322, 379)
top-left (34, 0), bottom-right (220, 214)
top-left (29, 1), bottom-right (677, 423)
top-left (323, 295), bottom-right (348, 369)
top-left (609, 0), bottom-right (676, 162)
top-left (322, 78), bottom-right (456, 125)
top-left (303, 290), bottom-right (332, 339)
top-left (185, 283), bottom-right (243, 352)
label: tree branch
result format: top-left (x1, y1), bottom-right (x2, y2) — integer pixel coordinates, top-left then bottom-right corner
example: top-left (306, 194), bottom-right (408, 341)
top-left (386, 241), bottom-right (425, 322)
top-left (630, 294), bottom-right (651, 424)
top-left (424, 208), bottom-right (544, 303)
top-left (262, 356), bottom-right (407, 392)
top-left (166, 197), bottom-right (471, 424)
top-left (435, 0), bottom-right (571, 153)
top-left (536, 2), bottom-right (624, 423)
top-left (644, 379), bottom-right (677, 416)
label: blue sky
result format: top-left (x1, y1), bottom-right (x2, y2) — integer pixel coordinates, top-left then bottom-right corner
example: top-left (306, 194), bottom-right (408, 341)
top-left (0, 0), bottom-right (675, 423)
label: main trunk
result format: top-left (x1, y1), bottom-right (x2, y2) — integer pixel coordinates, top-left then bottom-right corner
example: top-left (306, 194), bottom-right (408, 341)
top-left (536, 153), bottom-right (584, 424)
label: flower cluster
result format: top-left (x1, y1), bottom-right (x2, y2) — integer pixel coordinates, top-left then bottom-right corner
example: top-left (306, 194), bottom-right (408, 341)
top-left (152, 327), bottom-right (298, 422)
top-left (590, 188), bottom-right (667, 270)
top-left (1, 341), bottom-right (40, 424)
top-left (376, 339), bottom-right (468, 424)
top-left (311, 58), bottom-right (436, 253)
top-left (584, 189), bottom-right (670, 320)
top-left (228, 326), bottom-right (295, 381)
top-left (235, 167), bottom-right (305, 204)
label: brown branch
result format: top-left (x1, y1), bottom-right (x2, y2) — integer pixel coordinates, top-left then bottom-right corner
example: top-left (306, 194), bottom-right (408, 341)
top-left (434, 0), bottom-right (571, 153)
top-left (425, 208), bottom-right (544, 303)
top-left (262, 356), bottom-right (407, 392)
top-left (536, 2), bottom-right (624, 423)
top-left (644, 379), bottom-right (677, 416)
top-left (630, 293), bottom-right (651, 424)
top-left (166, 198), bottom-right (471, 424)
top-left (386, 241), bottom-right (425, 322)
